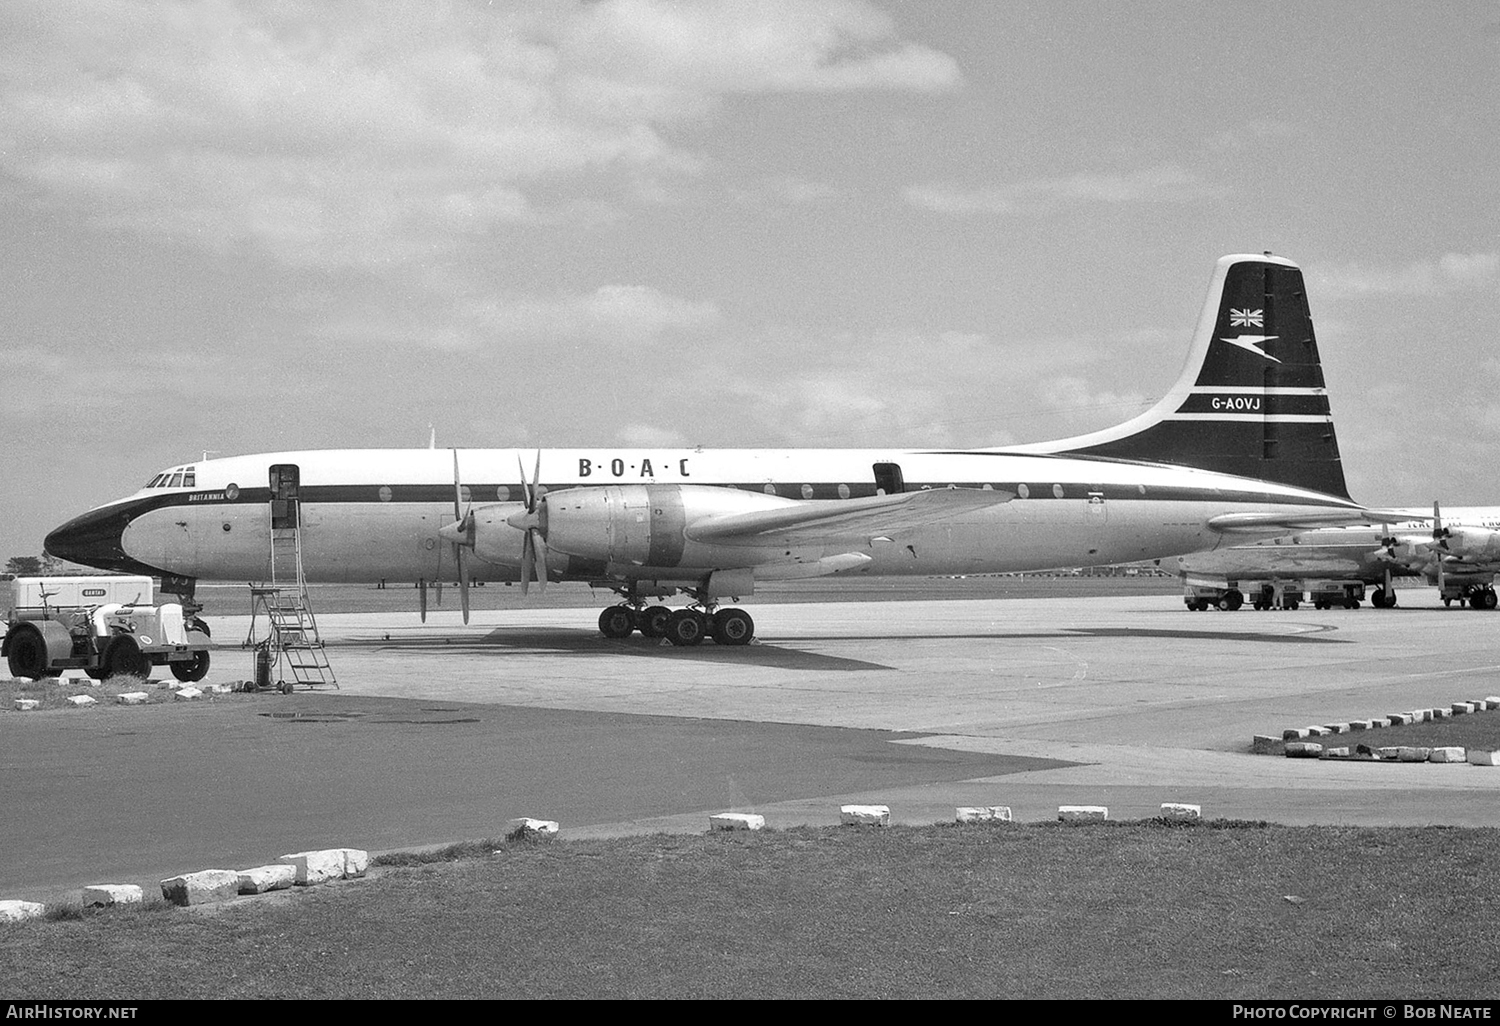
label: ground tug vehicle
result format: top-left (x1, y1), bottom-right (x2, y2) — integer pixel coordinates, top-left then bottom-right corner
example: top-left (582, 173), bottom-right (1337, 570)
top-left (2, 575), bottom-right (211, 682)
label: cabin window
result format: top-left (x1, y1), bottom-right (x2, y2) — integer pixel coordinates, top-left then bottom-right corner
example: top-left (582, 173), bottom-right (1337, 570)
top-left (763, 484), bottom-right (777, 495)
top-left (1017, 484), bottom-right (1030, 498)
top-left (800, 484), bottom-right (814, 499)
top-left (1052, 484), bottom-right (1065, 498)
top-left (837, 483), bottom-right (850, 499)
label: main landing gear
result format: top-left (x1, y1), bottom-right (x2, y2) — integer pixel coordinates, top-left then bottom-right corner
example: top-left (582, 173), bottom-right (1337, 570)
top-left (597, 602), bottom-right (755, 647)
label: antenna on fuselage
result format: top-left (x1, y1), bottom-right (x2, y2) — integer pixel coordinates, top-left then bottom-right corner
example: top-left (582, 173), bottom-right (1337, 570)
top-left (428, 424), bottom-right (436, 449)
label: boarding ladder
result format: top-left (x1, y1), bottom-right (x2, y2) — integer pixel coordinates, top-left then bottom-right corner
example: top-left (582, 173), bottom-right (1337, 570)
top-left (244, 489), bottom-right (337, 690)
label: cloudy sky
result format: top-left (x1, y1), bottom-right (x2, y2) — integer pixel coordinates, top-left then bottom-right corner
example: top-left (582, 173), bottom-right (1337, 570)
top-left (2, 1), bottom-right (1498, 560)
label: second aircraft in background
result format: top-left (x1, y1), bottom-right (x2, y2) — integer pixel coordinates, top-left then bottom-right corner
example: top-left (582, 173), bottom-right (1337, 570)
top-left (1168, 504), bottom-right (1500, 612)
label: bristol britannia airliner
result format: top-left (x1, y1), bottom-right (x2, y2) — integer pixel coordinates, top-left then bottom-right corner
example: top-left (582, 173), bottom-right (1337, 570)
top-left (45, 254), bottom-right (1392, 646)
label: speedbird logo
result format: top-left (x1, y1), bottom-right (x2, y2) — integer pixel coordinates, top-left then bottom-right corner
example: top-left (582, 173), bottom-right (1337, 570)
top-left (1217, 334), bottom-right (1281, 363)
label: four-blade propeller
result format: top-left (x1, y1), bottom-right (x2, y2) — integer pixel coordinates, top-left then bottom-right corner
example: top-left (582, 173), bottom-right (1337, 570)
top-left (507, 452), bottom-right (549, 595)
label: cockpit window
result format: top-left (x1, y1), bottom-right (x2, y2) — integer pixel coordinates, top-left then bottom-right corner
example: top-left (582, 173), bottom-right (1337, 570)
top-left (183, 469), bottom-right (195, 487)
top-left (145, 474), bottom-right (165, 488)
top-left (168, 472), bottom-right (184, 488)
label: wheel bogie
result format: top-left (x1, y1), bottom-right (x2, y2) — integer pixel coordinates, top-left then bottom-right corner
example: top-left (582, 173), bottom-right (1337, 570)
top-left (598, 605), bottom-right (637, 639)
top-left (665, 609), bottom-right (708, 647)
top-left (711, 608), bottom-right (755, 646)
top-left (638, 605), bottom-right (672, 638)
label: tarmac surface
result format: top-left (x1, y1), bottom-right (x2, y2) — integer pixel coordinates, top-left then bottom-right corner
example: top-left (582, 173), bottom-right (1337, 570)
top-left (7, 585), bottom-right (1500, 901)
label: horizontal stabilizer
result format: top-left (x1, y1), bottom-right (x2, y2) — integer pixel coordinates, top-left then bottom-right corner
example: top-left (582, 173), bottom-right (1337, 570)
top-left (686, 487), bottom-right (1012, 544)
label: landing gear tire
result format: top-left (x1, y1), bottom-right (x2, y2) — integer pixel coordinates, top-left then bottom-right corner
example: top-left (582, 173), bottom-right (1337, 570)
top-left (170, 650), bottom-right (211, 683)
top-left (1370, 588), bottom-right (1397, 609)
top-left (711, 608), bottom-right (755, 646)
top-left (666, 609), bottom-right (708, 647)
top-left (638, 606), bottom-right (672, 638)
top-left (188, 617), bottom-right (211, 638)
top-left (598, 605), bottom-right (637, 639)
top-left (5, 625), bottom-right (48, 680)
top-left (101, 636), bottom-right (150, 681)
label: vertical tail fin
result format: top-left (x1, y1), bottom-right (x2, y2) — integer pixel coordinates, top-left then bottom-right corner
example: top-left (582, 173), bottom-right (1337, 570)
top-left (1015, 254), bottom-right (1349, 499)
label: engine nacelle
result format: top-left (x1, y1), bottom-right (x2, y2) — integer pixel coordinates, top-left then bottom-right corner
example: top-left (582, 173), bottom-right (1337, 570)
top-left (1440, 527), bottom-right (1500, 562)
top-left (540, 484), bottom-right (802, 568)
top-left (467, 502), bottom-right (530, 567)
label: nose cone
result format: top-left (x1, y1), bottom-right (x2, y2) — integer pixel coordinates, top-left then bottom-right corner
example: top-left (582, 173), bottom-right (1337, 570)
top-left (45, 501), bottom-right (165, 576)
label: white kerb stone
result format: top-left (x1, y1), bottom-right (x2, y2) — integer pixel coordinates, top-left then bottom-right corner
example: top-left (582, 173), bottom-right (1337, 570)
top-left (1453, 703), bottom-right (1475, 715)
top-left (173, 686), bottom-right (203, 701)
top-left (1284, 742), bottom-right (1323, 758)
top-left (81, 884), bottom-right (143, 907)
top-left (1160, 803), bottom-right (1202, 820)
top-left (160, 869), bottom-right (240, 906)
top-left (839, 805), bottom-right (890, 826)
top-left (338, 848), bottom-right (369, 877)
top-left (1468, 750), bottom-right (1500, 766)
top-left (0, 900), bottom-right (45, 922)
top-left (1058, 806), bottom-right (1108, 822)
top-left (709, 813), bottom-right (765, 831)
top-left (238, 865), bottom-right (297, 894)
top-left (14, 699), bottom-right (39, 711)
top-left (1397, 747), bottom-right (1432, 763)
top-left (1429, 747), bottom-right (1467, 763)
top-left (506, 818), bottom-right (560, 839)
top-left (116, 692), bottom-right (149, 705)
top-left (987, 806), bottom-right (1013, 821)
top-left (278, 849), bottom-right (345, 885)
top-left (955, 807), bottom-right (992, 823)
top-left (1282, 728), bottom-right (1311, 740)
top-left (65, 694), bottom-right (96, 707)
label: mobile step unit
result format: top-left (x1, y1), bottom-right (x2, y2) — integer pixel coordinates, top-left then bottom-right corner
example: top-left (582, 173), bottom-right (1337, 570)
top-left (243, 463), bottom-right (337, 693)
top-left (2, 574), bottom-right (212, 681)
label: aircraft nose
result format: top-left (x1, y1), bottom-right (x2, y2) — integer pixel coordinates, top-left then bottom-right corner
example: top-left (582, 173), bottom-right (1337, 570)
top-left (45, 502), bottom-right (157, 575)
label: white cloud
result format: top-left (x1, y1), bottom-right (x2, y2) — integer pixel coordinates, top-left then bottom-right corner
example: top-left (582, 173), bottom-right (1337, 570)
top-left (0, 1), bottom-right (957, 269)
top-left (1309, 254), bottom-right (1500, 298)
top-left (905, 164), bottom-right (1219, 216)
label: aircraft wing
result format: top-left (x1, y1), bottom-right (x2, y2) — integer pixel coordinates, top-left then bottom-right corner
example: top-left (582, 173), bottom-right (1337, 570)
top-left (686, 487), bottom-right (1014, 544)
top-left (1206, 509), bottom-right (1420, 535)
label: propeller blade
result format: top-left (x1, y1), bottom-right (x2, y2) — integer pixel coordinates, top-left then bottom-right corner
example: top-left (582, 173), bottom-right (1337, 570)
top-left (534, 532), bottom-right (548, 594)
top-left (419, 577), bottom-right (428, 622)
top-left (517, 454), bottom-right (532, 510)
top-left (451, 448), bottom-right (472, 625)
top-left (458, 547), bottom-right (471, 624)
top-left (520, 532), bottom-right (534, 597)
top-left (531, 450), bottom-right (543, 510)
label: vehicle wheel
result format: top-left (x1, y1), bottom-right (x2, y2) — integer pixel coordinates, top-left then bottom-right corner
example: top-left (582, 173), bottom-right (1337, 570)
top-left (279, 681), bottom-right (294, 695)
top-left (666, 609), bottom-right (707, 647)
top-left (711, 608), bottom-right (755, 646)
top-left (598, 605), bottom-right (636, 639)
top-left (1344, 597), bottom-right (1360, 609)
top-left (1285, 599), bottom-right (1299, 610)
top-left (170, 650), bottom-right (210, 683)
top-left (5, 625), bottom-right (49, 680)
top-left (1482, 589), bottom-right (1499, 610)
top-left (102, 636), bottom-right (150, 681)
top-left (1226, 590), bottom-right (1244, 611)
top-left (638, 606), bottom-right (672, 638)
top-left (1443, 598), bottom-right (1453, 607)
